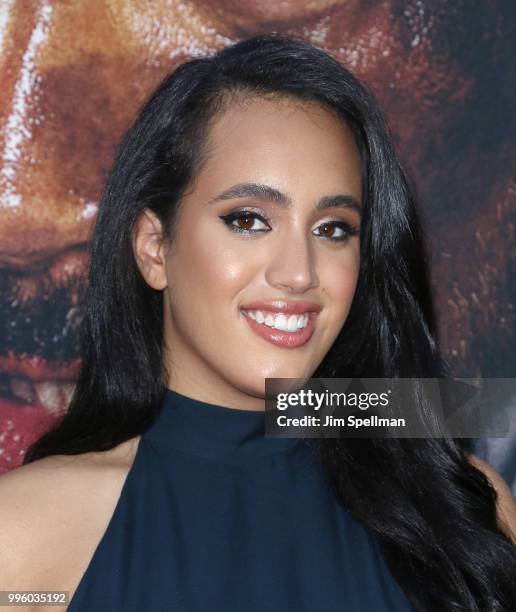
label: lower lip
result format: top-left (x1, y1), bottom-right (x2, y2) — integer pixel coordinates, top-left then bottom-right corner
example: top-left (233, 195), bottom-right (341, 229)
top-left (241, 311), bottom-right (316, 348)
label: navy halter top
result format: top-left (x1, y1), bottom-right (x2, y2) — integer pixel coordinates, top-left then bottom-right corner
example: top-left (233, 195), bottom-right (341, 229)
top-left (67, 388), bottom-right (412, 611)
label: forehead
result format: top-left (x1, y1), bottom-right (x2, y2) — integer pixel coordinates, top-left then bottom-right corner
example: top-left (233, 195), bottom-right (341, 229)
top-left (207, 95), bottom-right (353, 149)
top-left (197, 96), bottom-right (362, 191)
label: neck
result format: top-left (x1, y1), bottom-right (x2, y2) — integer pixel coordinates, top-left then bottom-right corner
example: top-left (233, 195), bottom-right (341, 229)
top-left (166, 377), bottom-right (267, 412)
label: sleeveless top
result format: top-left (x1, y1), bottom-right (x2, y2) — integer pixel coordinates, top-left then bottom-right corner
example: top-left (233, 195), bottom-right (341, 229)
top-left (67, 389), bottom-right (412, 611)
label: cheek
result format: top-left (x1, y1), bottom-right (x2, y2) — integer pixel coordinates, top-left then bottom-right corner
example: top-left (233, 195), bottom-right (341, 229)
top-left (171, 221), bottom-right (254, 309)
top-left (319, 250), bottom-right (360, 317)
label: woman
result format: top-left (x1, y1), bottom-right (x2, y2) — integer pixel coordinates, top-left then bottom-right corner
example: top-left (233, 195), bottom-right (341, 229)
top-left (1, 34), bottom-right (515, 611)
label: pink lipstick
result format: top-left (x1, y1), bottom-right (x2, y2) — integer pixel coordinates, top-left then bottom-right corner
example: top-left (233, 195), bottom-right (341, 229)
top-left (240, 300), bottom-right (320, 349)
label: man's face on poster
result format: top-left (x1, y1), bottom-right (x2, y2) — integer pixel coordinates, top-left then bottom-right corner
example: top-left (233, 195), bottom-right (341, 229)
top-left (0, 1), bottom-right (513, 466)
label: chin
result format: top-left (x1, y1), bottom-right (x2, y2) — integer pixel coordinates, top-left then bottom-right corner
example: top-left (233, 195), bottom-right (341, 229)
top-left (240, 365), bottom-right (315, 397)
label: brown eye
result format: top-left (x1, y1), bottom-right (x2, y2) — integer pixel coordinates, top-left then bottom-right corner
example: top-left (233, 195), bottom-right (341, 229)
top-left (237, 214), bottom-right (254, 230)
top-left (219, 210), bottom-right (271, 234)
top-left (319, 223), bottom-right (335, 238)
top-left (313, 221), bottom-right (359, 242)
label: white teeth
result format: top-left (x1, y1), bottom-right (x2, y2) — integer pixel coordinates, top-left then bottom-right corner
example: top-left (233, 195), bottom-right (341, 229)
top-left (10, 377), bottom-right (36, 404)
top-left (9, 376), bottom-right (75, 416)
top-left (287, 315), bottom-right (298, 332)
top-left (274, 313), bottom-right (288, 331)
top-left (243, 309), bottom-right (310, 332)
top-left (265, 313), bottom-right (275, 327)
top-left (34, 381), bottom-right (75, 416)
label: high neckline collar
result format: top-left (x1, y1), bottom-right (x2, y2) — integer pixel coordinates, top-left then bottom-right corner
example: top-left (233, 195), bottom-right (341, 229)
top-left (142, 388), bottom-right (301, 462)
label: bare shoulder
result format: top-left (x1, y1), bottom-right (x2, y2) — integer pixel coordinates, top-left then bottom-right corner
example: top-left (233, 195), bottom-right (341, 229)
top-left (0, 436), bottom-right (141, 593)
top-left (467, 452), bottom-right (516, 544)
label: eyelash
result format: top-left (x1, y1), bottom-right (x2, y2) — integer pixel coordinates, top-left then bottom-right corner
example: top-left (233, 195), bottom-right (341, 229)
top-left (219, 210), bottom-right (360, 242)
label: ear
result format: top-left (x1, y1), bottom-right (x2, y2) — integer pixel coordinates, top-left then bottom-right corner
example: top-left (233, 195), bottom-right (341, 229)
top-left (132, 208), bottom-right (168, 290)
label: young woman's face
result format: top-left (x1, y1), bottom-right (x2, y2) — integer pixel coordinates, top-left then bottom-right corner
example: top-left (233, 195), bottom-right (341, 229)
top-left (162, 97), bottom-right (362, 409)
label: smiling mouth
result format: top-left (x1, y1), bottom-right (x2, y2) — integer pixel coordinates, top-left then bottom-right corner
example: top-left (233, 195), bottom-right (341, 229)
top-left (241, 309), bottom-right (317, 331)
top-left (0, 249), bottom-right (87, 418)
top-left (240, 308), bottom-right (317, 348)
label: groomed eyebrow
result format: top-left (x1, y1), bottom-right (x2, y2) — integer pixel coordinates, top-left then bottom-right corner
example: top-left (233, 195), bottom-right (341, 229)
top-left (208, 182), bottom-right (362, 216)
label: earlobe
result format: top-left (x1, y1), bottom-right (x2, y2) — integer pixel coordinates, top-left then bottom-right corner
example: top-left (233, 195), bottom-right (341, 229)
top-left (132, 209), bottom-right (168, 290)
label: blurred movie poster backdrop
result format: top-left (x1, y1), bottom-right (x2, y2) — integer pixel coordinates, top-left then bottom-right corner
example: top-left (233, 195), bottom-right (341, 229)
top-left (0, 2), bottom-right (515, 486)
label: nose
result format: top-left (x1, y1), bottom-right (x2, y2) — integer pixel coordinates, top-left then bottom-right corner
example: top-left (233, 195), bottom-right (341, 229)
top-left (265, 231), bottom-right (319, 293)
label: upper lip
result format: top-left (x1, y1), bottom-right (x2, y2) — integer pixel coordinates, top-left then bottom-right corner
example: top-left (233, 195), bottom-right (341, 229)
top-left (240, 300), bottom-right (322, 315)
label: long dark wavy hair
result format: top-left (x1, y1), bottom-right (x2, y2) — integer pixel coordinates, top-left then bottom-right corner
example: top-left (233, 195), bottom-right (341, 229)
top-left (24, 34), bottom-right (515, 610)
